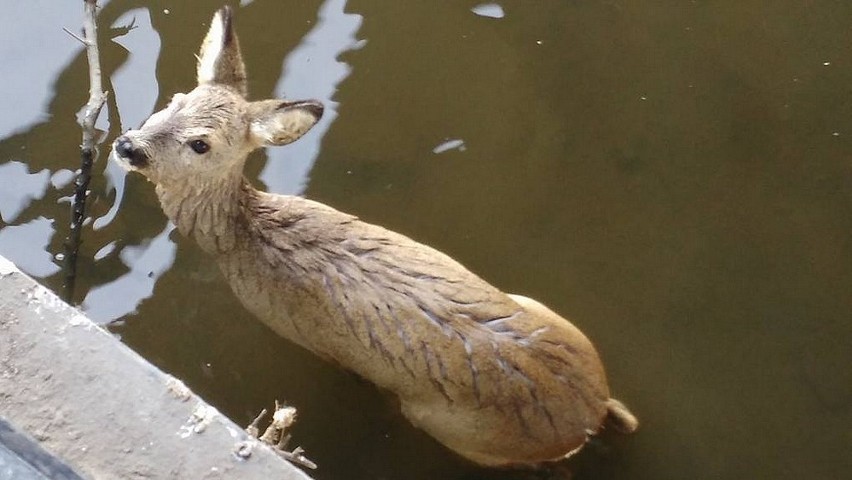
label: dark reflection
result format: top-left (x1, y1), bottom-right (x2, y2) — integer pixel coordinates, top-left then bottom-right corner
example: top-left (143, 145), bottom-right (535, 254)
top-left (0, 1), bottom-right (134, 301)
top-left (259, 0), bottom-right (363, 195)
top-left (1, 1), bottom-right (852, 479)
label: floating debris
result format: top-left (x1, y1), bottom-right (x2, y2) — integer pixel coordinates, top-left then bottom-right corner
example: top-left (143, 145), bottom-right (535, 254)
top-left (472, 3), bottom-right (505, 19)
top-left (433, 138), bottom-right (466, 154)
top-left (246, 401), bottom-right (317, 470)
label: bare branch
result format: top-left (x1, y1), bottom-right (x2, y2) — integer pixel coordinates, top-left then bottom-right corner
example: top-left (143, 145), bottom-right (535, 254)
top-left (81, 0), bottom-right (107, 134)
top-left (63, 0), bottom-right (108, 301)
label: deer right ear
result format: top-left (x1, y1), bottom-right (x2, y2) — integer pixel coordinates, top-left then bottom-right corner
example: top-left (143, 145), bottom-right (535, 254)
top-left (197, 6), bottom-right (248, 96)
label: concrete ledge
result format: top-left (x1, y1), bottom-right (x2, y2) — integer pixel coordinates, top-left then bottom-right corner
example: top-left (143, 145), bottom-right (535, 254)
top-left (1, 415), bottom-right (85, 479)
top-left (0, 256), bottom-right (312, 480)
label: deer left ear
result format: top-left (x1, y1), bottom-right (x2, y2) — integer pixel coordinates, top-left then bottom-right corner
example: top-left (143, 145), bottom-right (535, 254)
top-left (197, 6), bottom-right (247, 96)
top-left (246, 99), bottom-right (324, 147)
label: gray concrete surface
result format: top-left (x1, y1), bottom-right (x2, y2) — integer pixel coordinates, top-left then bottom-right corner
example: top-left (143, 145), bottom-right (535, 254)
top-left (1, 415), bottom-right (85, 479)
top-left (0, 255), bottom-right (313, 480)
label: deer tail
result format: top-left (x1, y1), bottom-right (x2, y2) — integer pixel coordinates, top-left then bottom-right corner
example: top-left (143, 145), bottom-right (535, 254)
top-left (605, 398), bottom-right (639, 434)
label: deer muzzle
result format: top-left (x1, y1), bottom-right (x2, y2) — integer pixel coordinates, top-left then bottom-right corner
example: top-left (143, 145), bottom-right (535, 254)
top-left (113, 135), bottom-right (148, 168)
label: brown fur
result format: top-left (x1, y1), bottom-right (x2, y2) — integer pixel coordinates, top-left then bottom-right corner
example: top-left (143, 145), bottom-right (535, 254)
top-left (111, 7), bottom-right (637, 466)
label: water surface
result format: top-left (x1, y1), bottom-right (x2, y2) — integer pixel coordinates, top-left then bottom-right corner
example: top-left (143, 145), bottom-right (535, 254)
top-left (1, 1), bottom-right (851, 479)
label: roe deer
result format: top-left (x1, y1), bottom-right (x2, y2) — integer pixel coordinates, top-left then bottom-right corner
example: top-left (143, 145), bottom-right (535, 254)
top-left (111, 7), bottom-right (637, 467)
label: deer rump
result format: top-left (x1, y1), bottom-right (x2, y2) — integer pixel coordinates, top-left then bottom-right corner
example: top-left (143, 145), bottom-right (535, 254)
top-left (111, 6), bottom-right (637, 467)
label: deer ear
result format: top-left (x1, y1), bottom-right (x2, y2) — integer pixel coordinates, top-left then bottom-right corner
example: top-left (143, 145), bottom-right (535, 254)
top-left (197, 6), bottom-right (247, 96)
top-left (247, 99), bottom-right (324, 147)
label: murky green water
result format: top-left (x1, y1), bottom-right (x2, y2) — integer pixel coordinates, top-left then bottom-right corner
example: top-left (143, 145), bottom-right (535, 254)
top-left (2, 1), bottom-right (851, 478)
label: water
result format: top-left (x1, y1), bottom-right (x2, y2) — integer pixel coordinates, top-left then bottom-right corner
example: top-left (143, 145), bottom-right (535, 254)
top-left (2, 1), bottom-right (851, 479)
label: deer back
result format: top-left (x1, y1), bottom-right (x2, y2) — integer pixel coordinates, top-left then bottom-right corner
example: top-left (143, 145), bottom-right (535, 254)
top-left (215, 188), bottom-right (612, 465)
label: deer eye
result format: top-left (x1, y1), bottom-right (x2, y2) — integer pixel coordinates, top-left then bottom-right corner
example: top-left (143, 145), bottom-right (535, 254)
top-left (189, 139), bottom-right (210, 154)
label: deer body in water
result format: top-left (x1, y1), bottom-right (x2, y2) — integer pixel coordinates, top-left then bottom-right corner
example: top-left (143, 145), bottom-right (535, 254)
top-left (111, 7), bottom-right (637, 467)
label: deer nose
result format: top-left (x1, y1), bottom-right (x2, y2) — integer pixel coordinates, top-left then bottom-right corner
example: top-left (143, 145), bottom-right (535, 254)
top-left (114, 135), bottom-right (148, 167)
top-left (114, 135), bottom-right (133, 157)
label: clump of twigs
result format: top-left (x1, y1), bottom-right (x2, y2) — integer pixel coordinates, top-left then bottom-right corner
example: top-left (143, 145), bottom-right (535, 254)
top-left (246, 401), bottom-right (317, 470)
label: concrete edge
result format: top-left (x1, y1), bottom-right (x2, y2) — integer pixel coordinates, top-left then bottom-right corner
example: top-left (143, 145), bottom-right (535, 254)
top-left (0, 255), bottom-right (313, 480)
top-left (0, 415), bottom-right (86, 479)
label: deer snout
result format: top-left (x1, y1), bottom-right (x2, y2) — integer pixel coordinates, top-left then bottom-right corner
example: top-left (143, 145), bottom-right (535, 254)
top-left (114, 135), bottom-right (148, 167)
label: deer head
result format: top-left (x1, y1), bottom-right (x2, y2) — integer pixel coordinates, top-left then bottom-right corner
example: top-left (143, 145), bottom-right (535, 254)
top-left (112, 6), bottom-right (323, 188)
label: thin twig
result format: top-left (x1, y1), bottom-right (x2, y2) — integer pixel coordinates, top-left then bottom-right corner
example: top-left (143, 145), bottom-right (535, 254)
top-left (245, 408), bottom-right (268, 439)
top-left (61, 27), bottom-right (87, 46)
top-left (63, 0), bottom-right (108, 301)
top-left (278, 447), bottom-right (318, 470)
top-left (81, 0), bottom-right (107, 133)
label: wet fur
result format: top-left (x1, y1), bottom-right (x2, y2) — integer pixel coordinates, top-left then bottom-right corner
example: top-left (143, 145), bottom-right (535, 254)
top-left (112, 7), bottom-right (637, 466)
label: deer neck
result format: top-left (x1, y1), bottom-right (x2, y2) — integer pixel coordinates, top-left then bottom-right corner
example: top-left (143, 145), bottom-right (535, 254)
top-left (154, 172), bottom-right (251, 255)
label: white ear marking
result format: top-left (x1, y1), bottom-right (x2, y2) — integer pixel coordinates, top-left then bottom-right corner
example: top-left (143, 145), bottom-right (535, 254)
top-left (197, 11), bottom-right (225, 85)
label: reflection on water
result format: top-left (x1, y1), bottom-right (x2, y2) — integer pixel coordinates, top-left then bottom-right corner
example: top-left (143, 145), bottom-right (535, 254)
top-left (82, 224), bottom-right (176, 322)
top-left (0, 0), bottom-right (83, 138)
top-left (278, 0), bottom-right (362, 101)
top-left (81, 7), bottom-right (168, 323)
top-left (0, 161), bottom-right (50, 223)
top-left (260, 0), bottom-right (362, 195)
top-left (433, 138), bottom-right (467, 154)
top-left (262, 0), bottom-right (361, 195)
top-left (0, 217), bottom-right (60, 277)
top-left (1, 1), bottom-right (852, 479)
top-left (110, 7), bottom-right (160, 131)
top-left (471, 3), bottom-right (505, 20)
